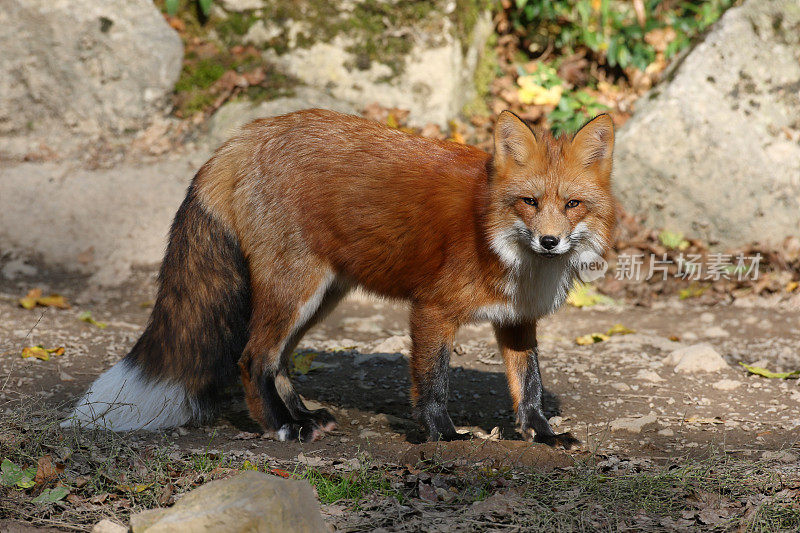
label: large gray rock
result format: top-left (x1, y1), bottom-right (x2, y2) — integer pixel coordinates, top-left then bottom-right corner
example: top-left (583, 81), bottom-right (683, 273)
top-left (130, 472), bottom-right (328, 533)
top-left (236, 0), bottom-right (493, 127)
top-left (0, 0), bottom-right (182, 138)
top-left (0, 152), bottom-right (208, 285)
top-left (613, 0), bottom-right (800, 246)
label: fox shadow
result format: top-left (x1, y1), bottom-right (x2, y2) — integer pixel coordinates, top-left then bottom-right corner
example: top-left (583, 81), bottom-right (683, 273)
top-left (224, 349), bottom-right (566, 443)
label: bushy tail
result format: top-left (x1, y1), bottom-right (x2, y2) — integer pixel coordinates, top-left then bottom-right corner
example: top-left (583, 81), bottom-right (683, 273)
top-left (63, 182), bottom-right (251, 431)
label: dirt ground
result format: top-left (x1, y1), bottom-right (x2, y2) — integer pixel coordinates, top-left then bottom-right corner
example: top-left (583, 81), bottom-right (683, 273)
top-left (1, 267), bottom-right (799, 531)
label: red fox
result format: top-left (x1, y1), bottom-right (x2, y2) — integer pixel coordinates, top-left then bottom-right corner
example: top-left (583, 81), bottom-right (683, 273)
top-left (64, 109), bottom-right (615, 446)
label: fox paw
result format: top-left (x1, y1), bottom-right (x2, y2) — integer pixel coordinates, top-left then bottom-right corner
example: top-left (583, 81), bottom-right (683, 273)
top-left (273, 409), bottom-right (337, 443)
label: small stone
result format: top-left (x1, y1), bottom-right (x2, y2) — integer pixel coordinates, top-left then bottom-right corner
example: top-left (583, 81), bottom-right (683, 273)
top-left (359, 429), bottom-right (382, 439)
top-left (635, 369), bottom-right (665, 383)
top-left (418, 483), bottom-right (437, 502)
top-left (92, 519), bottom-right (127, 533)
top-left (219, 0), bottom-right (265, 11)
top-left (548, 416), bottom-right (563, 428)
top-left (702, 326), bottom-right (730, 338)
top-left (435, 486), bottom-right (455, 502)
top-left (712, 379), bottom-right (742, 391)
top-left (372, 335), bottom-right (411, 355)
top-left (657, 428), bottom-right (674, 437)
top-left (761, 450), bottom-right (798, 463)
top-left (664, 344), bottom-right (728, 373)
top-left (609, 411), bottom-right (658, 434)
top-left (611, 382), bottom-right (631, 391)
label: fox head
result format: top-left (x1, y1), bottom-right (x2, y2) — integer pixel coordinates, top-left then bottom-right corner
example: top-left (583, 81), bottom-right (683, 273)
top-left (487, 111), bottom-right (616, 268)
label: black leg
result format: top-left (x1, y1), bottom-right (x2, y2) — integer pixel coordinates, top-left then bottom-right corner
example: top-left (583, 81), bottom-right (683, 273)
top-left (409, 305), bottom-right (468, 442)
top-left (495, 322), bottom-right (579, 449)
top-left (519, 347), bottom-right (579, 448)
top-left (414, 344), bottom-right (468, 441)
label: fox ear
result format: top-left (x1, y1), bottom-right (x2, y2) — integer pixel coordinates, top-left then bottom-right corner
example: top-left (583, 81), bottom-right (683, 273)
top-left (572, 114), bottom-right (614, 173)
top-left (494, 111), bottom-right (537, 168)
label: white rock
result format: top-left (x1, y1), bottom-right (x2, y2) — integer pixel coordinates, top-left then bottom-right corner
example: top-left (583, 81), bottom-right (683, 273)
top-left (0, 0), bottom-right (182, 138)
top-left (703, 326), bottom-right (730, 338)
top-left (92, 519), bottom-right (127, 533)
top-left (372, 335), bottom-right (411, 355)
top-left (657, 428), bottom-right (674, 437)
top-left (712, 379), bottom-right (742, 391)
top-left (260, 8), bottom-right (494, 127)
top-left (664, 344), bottom-right (728, 373)
top-left (610, 411), bottom-right (658, 434)
top-left (613, 0), bottom-right (800, 246)
top-left (635, 369), bottom-right (665, 383)
top-left (130, 471), bottom-right (327, 533)
top-left (700, 312), bottom-right (715, 323)
top-left (219, 0), bottom-right (265, 11)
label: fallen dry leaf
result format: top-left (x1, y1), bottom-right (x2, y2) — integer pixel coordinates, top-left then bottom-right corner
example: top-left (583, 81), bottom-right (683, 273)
top-left (78, 311), bottom-right (107, 329)
top-left (607, 323), bottom-right (635, 336)
top-left (19, 289), bottom-right (70, 310)
top-left (576, 333), bottom-right (610, 345)
top-left (739, 362), bottom-right (800, 379)
top-left (34, 455), bottom-right (64, 485)
top-left (21, 345), bottom-right (65, 361)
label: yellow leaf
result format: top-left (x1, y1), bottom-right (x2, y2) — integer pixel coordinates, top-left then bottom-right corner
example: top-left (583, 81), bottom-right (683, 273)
top-left (35, 295), bottom-right (70, 309)
top-left (576, 333), bottom-right (609, 345)
top-left (386, 113), bottom-right (399, 129)
top-left (241, 460), bottom-right (258, 471)
top-left (21, 345), bottom-right (64, 361)
top-left (291, 351), bottom-right (316, 375)
top-left (739, 362), bottom-right (800, 379)
top-left (679, 284), bottom-right (708, 300)
top-left (606, 323), bottom-right (635, 336)
top-left (786, 281), bottom-right (799, 293)
top-left (18, 289), bottom-right (70, 309)
top-left (22, 346), bottom-right (50, 361)
top-left (78, 311), bottom-right (107, 329)
top-left (516, 77), bottom-right (563, 106)
top-left (567, 283), bottom-right (614, 308)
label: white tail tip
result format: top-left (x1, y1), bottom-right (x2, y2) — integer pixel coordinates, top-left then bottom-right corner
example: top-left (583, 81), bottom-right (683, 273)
top-left (61, 359), bottom-right (193, 431)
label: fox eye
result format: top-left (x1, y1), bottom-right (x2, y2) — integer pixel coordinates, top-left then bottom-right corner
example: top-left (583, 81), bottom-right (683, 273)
top-left (522, 197), bottom-right (538, 207)
top-left (565, 199), bottom-right (581, 209)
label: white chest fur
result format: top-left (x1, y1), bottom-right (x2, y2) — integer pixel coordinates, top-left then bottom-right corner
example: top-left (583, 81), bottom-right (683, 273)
top-left (473, 252), bottom-right (576, 325)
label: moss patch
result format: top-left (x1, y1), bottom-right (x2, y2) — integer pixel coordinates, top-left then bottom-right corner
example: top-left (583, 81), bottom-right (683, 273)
top-left (462, 32), bottom-right (497, 117)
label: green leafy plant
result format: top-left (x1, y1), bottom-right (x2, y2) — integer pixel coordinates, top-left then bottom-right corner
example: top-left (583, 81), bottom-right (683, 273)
top-left (166, 0), bottom-right (213, 17)
top-left (510, 0), bottom-right (735, 70)
top-left (549, 89), bottom-right (608, 134)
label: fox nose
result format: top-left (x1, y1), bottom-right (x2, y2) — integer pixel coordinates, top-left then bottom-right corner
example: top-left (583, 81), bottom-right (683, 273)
top-left (540, 235), bottom-right (560, 250)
